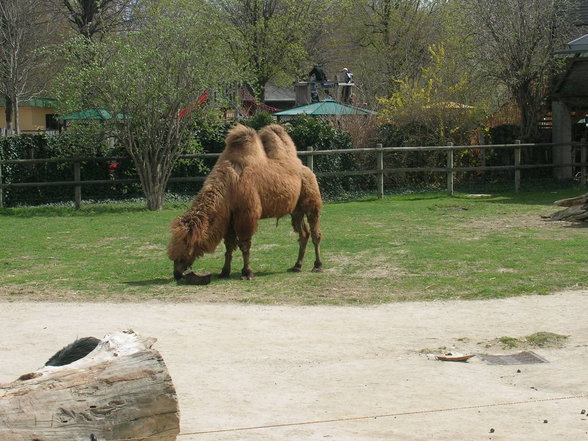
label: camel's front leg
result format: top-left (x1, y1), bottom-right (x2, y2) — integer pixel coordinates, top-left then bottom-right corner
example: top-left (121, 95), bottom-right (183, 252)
top-left (219, 227), bottom-right (237, 278)
top-left (238, 238), bottom-right (255, 280)
top-left (233, 210), bottom-right (259, 280)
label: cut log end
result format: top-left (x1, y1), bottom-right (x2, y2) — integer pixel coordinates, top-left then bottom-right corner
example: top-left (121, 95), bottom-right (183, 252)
top-left (0, 330), bottom-right (179, 441)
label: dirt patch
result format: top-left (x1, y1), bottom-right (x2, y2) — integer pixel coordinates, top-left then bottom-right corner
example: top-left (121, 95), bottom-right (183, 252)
top-left (1, 291), bottom-right (587, 440)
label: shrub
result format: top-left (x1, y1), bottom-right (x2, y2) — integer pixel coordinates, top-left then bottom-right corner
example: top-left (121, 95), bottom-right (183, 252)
top-left (0, 120), bottom-right (220, 206)
top-left (243, 111), bottom-right (275, 130)
top-left (286, 115), bottom-right (358, 198)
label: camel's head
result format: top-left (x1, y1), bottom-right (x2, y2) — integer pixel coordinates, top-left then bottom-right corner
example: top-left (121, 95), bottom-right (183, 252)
top-left (167, 214), bottom-right (204, 280)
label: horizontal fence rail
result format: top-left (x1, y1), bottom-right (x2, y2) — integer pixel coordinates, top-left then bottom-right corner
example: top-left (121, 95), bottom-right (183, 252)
top-left (0, 141), bottom-right (586, 208)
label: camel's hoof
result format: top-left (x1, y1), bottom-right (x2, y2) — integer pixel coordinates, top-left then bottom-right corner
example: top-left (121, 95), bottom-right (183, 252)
top-left (240, 274), bottom-right (255, 280)
top-left (288, 266), bottom-right (302, 273)
top-left (218, 272), bottom-right (231, 279)
top-left (311, 267), bottom-right (323, 273)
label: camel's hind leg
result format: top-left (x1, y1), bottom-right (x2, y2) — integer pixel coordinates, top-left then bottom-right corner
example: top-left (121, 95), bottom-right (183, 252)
top-left (220, 226), bottom-right (237, 278)
top-left (237, 238), bottom-right (254, 280)
top-left (288, 209), bottom-right (310, 272)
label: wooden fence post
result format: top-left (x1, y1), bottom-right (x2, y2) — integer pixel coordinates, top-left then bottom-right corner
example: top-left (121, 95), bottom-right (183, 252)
top-left (0, 162), bottom-right (3, 209)
top-left (74, 160), bottom-right (81, 210)
top-left (514, 140), bottom-right (521, 192)
top-left (581, 138), bottom-right (587, 189)
top-left (307, 146), bottom-right (314, 172)
top-left (447, 142), bottom-right (454, 196)
top-left (376, 143), bottom-right (384, 199)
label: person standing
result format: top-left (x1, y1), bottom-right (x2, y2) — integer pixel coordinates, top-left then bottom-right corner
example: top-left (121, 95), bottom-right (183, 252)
top-left (341, 68), bottom-right (353, 103)
top-left (308, 65), bottom-right (328, 102)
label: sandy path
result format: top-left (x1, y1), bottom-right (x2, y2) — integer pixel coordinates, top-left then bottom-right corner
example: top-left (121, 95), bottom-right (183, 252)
top-left (1, 291), bottom-right (587, 440)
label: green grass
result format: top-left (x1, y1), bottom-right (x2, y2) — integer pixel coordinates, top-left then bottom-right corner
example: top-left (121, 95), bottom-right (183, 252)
top-left (495, 332), bottom-right (569, 349)
top-left (1, 188), bottom-right (587, 304)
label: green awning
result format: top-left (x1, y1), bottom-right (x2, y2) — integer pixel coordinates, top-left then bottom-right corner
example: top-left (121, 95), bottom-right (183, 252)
top-left (0, 97), bottom-right (58, 108)
top-left (273, 98), bottom-right (375, 117)
top-left (61, 109), bottom-right (130, 120)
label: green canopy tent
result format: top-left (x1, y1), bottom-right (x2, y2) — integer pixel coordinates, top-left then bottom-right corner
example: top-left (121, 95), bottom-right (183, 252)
top-left (61, 109), bottom-right (130, 120)
top-left (273, 98), bottom-right (375, 121)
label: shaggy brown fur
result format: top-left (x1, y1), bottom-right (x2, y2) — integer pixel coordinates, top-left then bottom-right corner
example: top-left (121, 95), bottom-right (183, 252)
top-left (168, 124), bottom-right (323, 281)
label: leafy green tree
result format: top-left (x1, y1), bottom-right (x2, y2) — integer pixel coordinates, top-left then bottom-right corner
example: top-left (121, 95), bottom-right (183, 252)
top-left (341, 0), bottom-right (448, 100)
top-left (378, 43), bottom-right (487, 145)
top-left (53, 0), bottom-right (244, 210)
top-left (213, 0), bottom-right (324, 99)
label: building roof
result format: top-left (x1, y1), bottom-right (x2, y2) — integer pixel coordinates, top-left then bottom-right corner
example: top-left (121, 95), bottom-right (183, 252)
top-left (567, 34), bottom-right (588, 51)
top-left (273, 98), bottom-right (375, 117)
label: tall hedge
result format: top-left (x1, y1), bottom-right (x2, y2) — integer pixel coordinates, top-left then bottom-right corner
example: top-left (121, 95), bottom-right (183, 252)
top-left (0, 127), bottom-right (211, 206)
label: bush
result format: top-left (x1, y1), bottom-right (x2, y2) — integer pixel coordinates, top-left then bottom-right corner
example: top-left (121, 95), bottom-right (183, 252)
top-left (286, 115), bottom-right (358, 198)
top-left (488, 124), bottom-right (520, 144)
top-left (0, 132), bottom-right (139, 206)
top-left (0, 118), bottom-right (226, 206)
top-left (242, 111), bottom-right (275, 130)
top-left (192, 112), bottom-right (231, 154)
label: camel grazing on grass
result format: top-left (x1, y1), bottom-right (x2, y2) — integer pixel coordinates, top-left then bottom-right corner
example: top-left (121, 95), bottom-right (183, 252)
top-left (167, 124), bottom-right (323, 281)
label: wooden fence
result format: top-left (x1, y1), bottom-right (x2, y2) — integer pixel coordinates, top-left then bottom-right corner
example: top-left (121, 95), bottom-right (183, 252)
top-left (0, 141), bottom-right (586, 209)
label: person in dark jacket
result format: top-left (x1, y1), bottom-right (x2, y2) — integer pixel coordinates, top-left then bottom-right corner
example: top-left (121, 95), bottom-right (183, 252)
top-left (308, 65), bottom-right (327, 83)
top-left (308, 65), bottom-right (330, 102)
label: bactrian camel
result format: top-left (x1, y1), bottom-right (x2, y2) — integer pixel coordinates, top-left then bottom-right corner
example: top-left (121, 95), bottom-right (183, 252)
top-left (167, 124), bottom-right (323, 281)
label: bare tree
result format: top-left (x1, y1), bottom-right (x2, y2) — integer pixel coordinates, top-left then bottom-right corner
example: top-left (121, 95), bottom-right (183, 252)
top-left (350, 0), bottom-right (447, 98)
top-left (0, 0), bottom-right (50, 133)
top-left (47, 0), bottom-right (135, 39)
top-left (464, 0), bottom-right (577, 141)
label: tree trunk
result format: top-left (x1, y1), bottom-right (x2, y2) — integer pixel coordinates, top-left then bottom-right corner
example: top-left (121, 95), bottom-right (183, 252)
top-left (0, 330), bottom-right (180, 441)
top-left (4, 95), bottom-right (13, 133)
top-left (141, 166), bottom-right (166, 211)
top-left (146, 189), bottom-right (165, 211)
top-left (513, 86), bottom-right (537, 142)
top-left (11, 93), bottom-right (20, 134)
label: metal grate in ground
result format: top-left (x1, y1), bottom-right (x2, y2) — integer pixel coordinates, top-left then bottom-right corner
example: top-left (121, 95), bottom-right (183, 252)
top-left (476, 351), bottom-right (549, 365)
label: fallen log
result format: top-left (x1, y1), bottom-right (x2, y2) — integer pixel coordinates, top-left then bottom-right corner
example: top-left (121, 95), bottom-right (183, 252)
top-left (553, 193), bottom-right (588, 207)
top-left (545, 192), bottom-right (588, 222)
top-left (0, 330), bottom-right (179, 441)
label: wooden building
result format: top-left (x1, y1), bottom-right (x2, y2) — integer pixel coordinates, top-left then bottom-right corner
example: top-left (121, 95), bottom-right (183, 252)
top-left (551, 34), bottom-right (588, 179)
top-left (0, 98), bottom-right (60, 135)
